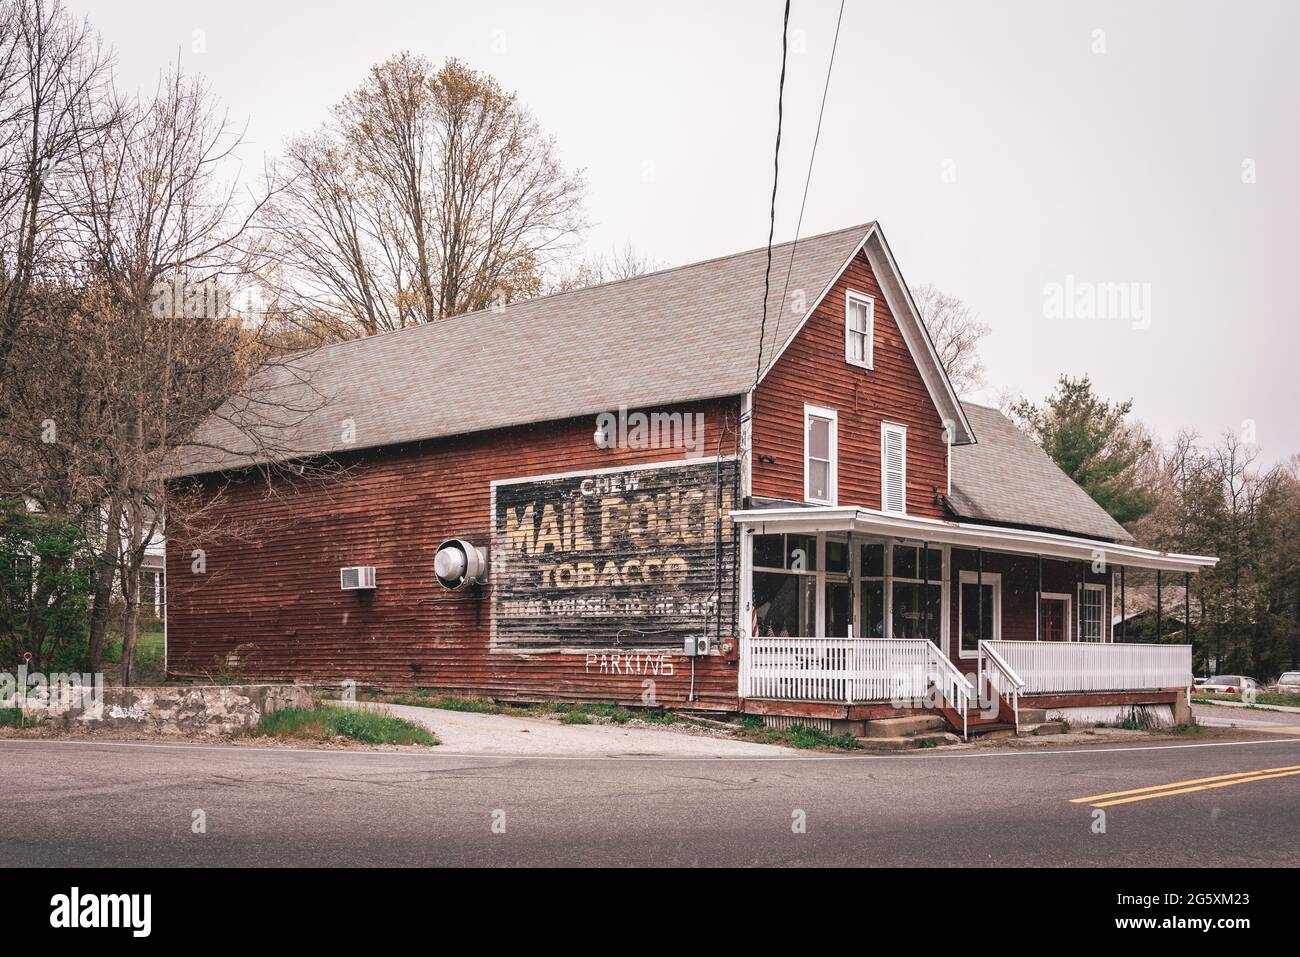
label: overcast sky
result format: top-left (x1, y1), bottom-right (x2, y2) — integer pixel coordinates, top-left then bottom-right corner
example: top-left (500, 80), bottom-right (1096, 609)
top-left (81, 0), bottom-right (1299, 465)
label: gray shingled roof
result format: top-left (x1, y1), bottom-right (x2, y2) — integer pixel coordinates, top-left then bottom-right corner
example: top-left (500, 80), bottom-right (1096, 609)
top-left (172, 223), bottom-right (873, 476)
top-left (948, 403), bottom-right (1135, 543)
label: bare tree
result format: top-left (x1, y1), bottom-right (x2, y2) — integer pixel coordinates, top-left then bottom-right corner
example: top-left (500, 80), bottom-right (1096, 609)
top-left (0, 0), bottom-right (114, 375)
top-left (912, 282), bottom-right (990, 396)
top-left (547, 242), bottom-right (664, 294)
top-left (265, 54), bottom-right (587, 341)
top-left (0, 58), bottom-right (314, 678)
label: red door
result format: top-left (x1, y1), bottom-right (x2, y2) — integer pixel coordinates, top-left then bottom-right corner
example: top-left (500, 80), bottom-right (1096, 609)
top-left (1041, 598), bottom-right (1067, 642)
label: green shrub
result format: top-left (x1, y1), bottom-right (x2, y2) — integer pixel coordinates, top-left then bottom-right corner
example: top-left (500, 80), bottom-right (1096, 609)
top-left (0, 499), bottom-right (95, 672)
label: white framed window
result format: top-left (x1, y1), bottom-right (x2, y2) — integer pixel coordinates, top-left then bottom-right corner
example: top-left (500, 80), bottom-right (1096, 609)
top-left (804, 405), bottom-right (837, 505)
top-left (881, 422), bottom-right (907, 514)
top-left (1079, 583), bottom-right (1106, 642)
top-left (958, 569), bottom-right (1001, 657)
top-left (750, 533), bottom-right (818, 638)
top-left (845, 290), bottom-right (874, 368)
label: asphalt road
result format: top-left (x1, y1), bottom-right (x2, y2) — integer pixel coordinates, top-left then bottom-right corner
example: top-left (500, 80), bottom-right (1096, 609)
top-left (2, 735), bottom-right (1298, 866)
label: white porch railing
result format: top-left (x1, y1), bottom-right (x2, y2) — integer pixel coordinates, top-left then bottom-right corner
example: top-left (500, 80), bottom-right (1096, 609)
top-left (977, 640), bottom-right (1026, 731)
top-left (982, 640), bottom-right (1192, 695)
top-left (739, 637), bottom-right (972, 735)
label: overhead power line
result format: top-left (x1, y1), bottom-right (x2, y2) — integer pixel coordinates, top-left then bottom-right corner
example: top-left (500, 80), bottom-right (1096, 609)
top-left (764, 0), bottom-right (846, 379)
top-left (753, 0), bottom-right (792, 392)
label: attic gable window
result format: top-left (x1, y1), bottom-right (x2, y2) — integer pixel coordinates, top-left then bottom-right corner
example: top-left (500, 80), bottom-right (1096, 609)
top-left (845, 289), bottom-right (874, 369)
top-left (881, 422), bottom-right (907, 514)
top-left (804, 404), bottom-right (838, 505)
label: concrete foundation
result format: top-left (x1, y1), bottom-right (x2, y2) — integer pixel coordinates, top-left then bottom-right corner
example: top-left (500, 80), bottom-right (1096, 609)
top-left (24, 684), bottom-right (314, 736)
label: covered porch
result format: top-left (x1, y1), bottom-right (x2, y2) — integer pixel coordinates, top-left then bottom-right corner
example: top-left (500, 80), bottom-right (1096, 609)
top-left (732, 504), bottom-right (1217, 736)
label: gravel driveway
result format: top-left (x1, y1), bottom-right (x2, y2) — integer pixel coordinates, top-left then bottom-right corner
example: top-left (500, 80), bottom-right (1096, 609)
top-left (341, 700), bottom-right (797, 757)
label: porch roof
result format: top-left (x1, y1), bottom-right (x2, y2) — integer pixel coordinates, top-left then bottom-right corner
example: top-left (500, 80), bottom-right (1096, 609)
top-left (731, 505), bottom-right (1218, 574)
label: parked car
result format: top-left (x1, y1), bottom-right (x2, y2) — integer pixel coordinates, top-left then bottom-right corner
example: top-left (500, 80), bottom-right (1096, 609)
top-left (1193, 676), bottom-right (1209, 687)
top-left (1267, 671), bottom-right (1300, 693)
top-left (1199, 675), bottom-right (1258, 696)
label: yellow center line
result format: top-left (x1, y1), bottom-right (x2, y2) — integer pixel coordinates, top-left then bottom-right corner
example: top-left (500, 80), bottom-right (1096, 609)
top-left (1089, 768), bottom-right (1300, 808)
top-left (1070, 763), bottom-right (1300, 805)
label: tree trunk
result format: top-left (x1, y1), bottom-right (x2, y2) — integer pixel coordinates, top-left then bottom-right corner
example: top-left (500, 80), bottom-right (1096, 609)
top-left (120, 568), bottom-right (140, 686)
top-left (87, 498), bottom-right (123, 670)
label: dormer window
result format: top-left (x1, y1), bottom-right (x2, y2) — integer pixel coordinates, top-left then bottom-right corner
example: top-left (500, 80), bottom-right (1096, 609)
top-left (845, 290), bottom-right (874, 369)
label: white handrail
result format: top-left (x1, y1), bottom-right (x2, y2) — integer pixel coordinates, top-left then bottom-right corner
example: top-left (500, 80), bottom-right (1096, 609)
top-left (978, 640), bottom-right (1026, 732)
top-left (925, 643), bottom-right (973, 739)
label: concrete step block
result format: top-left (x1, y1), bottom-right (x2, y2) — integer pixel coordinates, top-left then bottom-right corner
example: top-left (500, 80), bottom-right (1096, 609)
top-left (861, 714), bottom-right (947, 738)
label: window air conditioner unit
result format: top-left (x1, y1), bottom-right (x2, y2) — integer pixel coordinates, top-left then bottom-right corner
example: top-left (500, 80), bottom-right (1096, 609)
top-left (340, 566), bottom-right (377, 590)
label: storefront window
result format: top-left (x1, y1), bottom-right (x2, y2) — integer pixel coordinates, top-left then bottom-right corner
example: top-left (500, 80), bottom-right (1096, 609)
top-left (753, 533), bottom-right (817, 572)
top-left (859, 579), bottom-right (885, 638)
top-left (892, 544), bottom-right (942, 582)
top-left (753, 572), bottom-right (816, 637)
top-left (891, 582), bottom-right (943, 641)
top-left (749, 535), bottom-right (947, 644)
top-left (825, 580), bottom-right (850, 637)
top-left (826, 539), bottom-right (848, 574)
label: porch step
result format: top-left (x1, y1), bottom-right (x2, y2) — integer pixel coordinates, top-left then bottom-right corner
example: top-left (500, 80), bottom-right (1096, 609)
top-left (861, 714), bottom-right (947, 738)
top-left (966, 720), bottom-right (1017, 738)
top-left (855, 731), bottom-right (962, 751)
top-left (1024, 720), bottom-right (1069, 736)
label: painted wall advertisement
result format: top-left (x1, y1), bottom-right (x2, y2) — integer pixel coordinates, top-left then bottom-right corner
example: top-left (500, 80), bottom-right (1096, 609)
top-left (490, 460), bottom-right (738, 651)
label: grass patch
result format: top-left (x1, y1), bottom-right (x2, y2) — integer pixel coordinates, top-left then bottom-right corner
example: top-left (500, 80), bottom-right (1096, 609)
top-left (735, 718), bottom-right (860, 751)
top-left (558, 710), bottom-right (592, 725)
top-left (1117, 706), bottom-right (1162, 731)
top-left (577, 702), bottom-right (633, 724)
top-left (1255, 691), bottom-right (1300, 708)
top-left (254, 705), bottom-right (437, 746)
top-left (0, 707), bottom-right (26, 728)
top-left (1164, 722), bottom-right (1207, 736)
top-left (102, 626), bottom-right (167, 685)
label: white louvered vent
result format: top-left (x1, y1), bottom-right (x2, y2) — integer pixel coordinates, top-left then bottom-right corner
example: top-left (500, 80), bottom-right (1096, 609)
top-left (340, 566), bottom-right (377, 590)
top-left (881, 423), bottom-right (907, 514)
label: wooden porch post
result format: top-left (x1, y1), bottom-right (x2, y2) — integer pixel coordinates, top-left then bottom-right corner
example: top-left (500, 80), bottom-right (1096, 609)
top-left (921, 541), bottom-right (929, 643)
top-left (847, 531), bottom-right (854, 638)
top-left (1037, 554), bottom-right (1043, 641)
top-left (1156, 570), bottom-right (1163, 642)
top-left (1078, 560), bottom-right (1084, 641)
top-left (1120, 565), bottom-right (1126, 641)
top-left (977, 548), bottom-right (984, 647)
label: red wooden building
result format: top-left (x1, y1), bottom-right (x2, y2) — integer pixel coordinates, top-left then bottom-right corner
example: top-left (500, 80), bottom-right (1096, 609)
top-left (166, 223), bottom-right (1217, 736)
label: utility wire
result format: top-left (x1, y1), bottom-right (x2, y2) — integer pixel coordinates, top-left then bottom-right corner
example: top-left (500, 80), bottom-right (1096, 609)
top-left (762, 0), bottom-right (847, 381)
top-left (753, 0), bottom-right (792, 391)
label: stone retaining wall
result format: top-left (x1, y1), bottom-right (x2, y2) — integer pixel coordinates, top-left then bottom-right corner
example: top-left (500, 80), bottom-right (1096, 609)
top-left (26, 684), bottom-right (314, 736)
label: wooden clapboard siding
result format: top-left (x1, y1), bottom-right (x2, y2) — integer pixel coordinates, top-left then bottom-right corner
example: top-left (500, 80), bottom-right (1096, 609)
top-left (165, 397), bottom-right (743, 708)
top-left (946, 549), bottom-right (1113, 669)
top-left (751, 250), bottom-right (949, 517)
